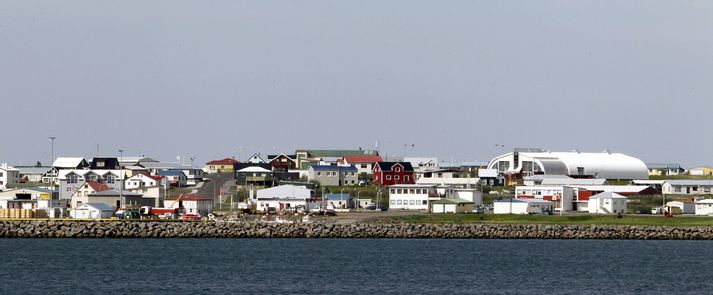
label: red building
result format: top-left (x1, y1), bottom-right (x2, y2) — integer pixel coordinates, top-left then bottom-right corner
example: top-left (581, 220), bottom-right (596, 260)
top-left (373, 162), bottom-right (415, 186)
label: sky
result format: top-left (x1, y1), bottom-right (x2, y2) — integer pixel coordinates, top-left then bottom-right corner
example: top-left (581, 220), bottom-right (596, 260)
top-left (1, 1), bottom-right (711, 167)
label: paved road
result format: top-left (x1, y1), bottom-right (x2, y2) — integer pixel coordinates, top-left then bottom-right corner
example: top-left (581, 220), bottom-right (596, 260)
top-left (196, 173), bottom-right (235, 203)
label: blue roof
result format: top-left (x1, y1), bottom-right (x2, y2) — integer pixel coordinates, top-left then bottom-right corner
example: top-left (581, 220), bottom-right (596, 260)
top-left (310, 165), bottom-right (358, 172)
top-left (324, 193), bottom-right (351, 200)
top-left (158, 170), bottom-right (183, 176)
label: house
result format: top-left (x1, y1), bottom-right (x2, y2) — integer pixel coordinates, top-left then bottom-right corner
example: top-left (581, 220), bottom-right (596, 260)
top-left (404, 157), bottom-right (439, 173)
top-left (181, 168), bottom-right (204, 185)
top-left (89, 157), bottom-right (122, 170)
top-left (254, 185), bottom-right (314, 213)
top-left (0, 187), bottom-right (62, 210)
top-left (163, 195), bottom-right (213, 216)
top-left (515, 186), bottom-right (575, 212)
top-left (295, 149), bottom-right (379, 170)
top-left (69, 203), bottom-right (115, 219)
top-left (373, 162), bottom-right (415, 186)
top-left (307, 165), bottom-right (359, 186)
top-left (477, 168), bottom-right (502, 186)
top-left (337, 155), bottom-right (383, 175)
top-left (646, 163), bottom-right (685, 176)
top-left (125, 174), bottom-right (164, 189)
top-left (246, 153), bottom-right (266, 164)
top-left (117, 156), bottom-right (158, 166)
top-left (267, 154), bottom-right (298, 173)
top-left (487, 148), bottom-right (648, 180)
top-left (688, 166), bottom-right (713, 177)
top-left (415, 169), bottom-right (480, 188)
top-left (125, 174), bottom-right (166, 207)
top-left (52, 157), bottom-right (90, 170)
top-left (157, 170), bottom-right (187, 187)
top-left (70, 181), bottom-right (148, 209)
top-left (205, 158), bottom-right (240, 174)
top-left (388, 184), bottom-right (439, 210)
top-left (234, 164), bottom-right (275, 188)
top-left (14, 165), bottom-right (52, 183)
top-left (695, 199), bottom-right (713, 216)
top-left (58, 169), bottom-right (123, 200)
top-left (445, 187), bottom-right (482, 205)
top-left (324, 193), bottom-right (352, 209)
top-left (665, 201), bottom-right (695, 215)
top-left (431, 199), bottom-right (474, 214)
top-left (494, 198), bottom-right (554, 215)
top-left (0, 163), bottom-right (20, 190)
top-left (588, 192), bottom-right (627, 214)
top-left (662, 180), bottom-right (713, 195)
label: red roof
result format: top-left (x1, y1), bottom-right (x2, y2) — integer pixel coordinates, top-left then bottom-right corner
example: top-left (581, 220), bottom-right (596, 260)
top-left (206, 158), bottom-right (240, 165)
top-left (166, 195), bottom-right (212, 201)
top-left (139, 173), bottom-right (165, 182)
top-left (338, 155), bottom-right (383, 164)
top-left (87, 181), bottom-right (112, 192)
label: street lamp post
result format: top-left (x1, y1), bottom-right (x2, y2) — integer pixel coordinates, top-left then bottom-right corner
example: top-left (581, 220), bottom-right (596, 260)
top-left (118, 149), bottom-right (124, 208)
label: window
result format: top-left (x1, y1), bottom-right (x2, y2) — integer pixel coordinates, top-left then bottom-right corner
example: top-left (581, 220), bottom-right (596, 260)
top-left (409, 200), bottom-right (415, 205)
top-left (68, 175), bottom-right (78, 184)
top-left (422, 200), bottom-right (427, 205)
top-left (386, 175), bottom-right (392, 180)
top-left (390, 189), bottom-right (395, 194)
top-left (106, 175), bottom-right (115, 184)
top-left (361, 164), bottom-right (367, 168)
top-left (397, 200), bottom-right (402, 205)
top-left (395, 175), bottom-right (400, 181)
top-left (409, 189), bottom-right (414, 194)
top-left (317, 172), bottom-right (321, 176)
top-left (674, 187), bottom-right (681, 193)
top-left (96, 161), bottom-right (105, 168)
top-left (391, 200), bottom-right (396, 205)
top-left (0, 172), bottom-right (3, 177)
top-left (397, 189), bottom-right (402, 194)
top-left (405, 176), bottom-right (409, 181)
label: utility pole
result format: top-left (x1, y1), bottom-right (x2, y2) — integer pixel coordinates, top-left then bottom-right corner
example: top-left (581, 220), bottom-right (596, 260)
top-left (118, 149), bottom-right (124, 208)
top-left (49, 137), bottom-right (56, 202)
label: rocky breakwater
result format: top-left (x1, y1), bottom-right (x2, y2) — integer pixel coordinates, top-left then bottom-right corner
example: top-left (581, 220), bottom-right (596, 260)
top-left (1, 220), bottom-right (713, 239)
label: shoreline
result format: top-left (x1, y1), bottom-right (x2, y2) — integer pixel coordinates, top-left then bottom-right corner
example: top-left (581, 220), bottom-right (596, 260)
top-left (1, 220), bottom-right (712, 239)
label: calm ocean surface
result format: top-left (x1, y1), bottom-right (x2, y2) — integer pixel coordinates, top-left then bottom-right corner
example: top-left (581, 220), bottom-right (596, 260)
top-left (0, 239), bottom-right (711, 294)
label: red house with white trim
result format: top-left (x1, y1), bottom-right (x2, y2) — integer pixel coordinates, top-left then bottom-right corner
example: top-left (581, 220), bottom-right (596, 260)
top-left (373, 162), bottom-right (415, 186)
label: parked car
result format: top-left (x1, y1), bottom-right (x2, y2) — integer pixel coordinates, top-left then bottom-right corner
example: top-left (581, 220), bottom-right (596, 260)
top-left (365, 204), bottom-right (377, 210)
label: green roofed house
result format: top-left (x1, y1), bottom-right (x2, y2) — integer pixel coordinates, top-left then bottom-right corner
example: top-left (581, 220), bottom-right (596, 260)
top-left (430, 199), bottom-right (474, 214)
top-left (295, 149), bottom-right (379, 170)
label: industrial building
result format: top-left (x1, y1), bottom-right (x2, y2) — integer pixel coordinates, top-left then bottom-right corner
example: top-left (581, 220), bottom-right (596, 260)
top-left (487, 148), bottom-right (648, 180)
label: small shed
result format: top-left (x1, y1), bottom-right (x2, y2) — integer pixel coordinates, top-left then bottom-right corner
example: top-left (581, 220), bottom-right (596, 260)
top-left (493, 199), bottom-right (553, 215)
top-left (666, 201), bottom-right (695, 215)
top-left (431, 199), bottom-right (474, 214)
top-left (588, 192), bottom-right (627, 214)
top-left (71, 203), bottom-right (114, 219)
top-left (695, 199), bottom-right (713, 216)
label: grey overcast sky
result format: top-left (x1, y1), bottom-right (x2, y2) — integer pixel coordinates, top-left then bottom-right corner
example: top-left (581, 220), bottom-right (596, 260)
top-left (1, 1), bottom-right (711, 167)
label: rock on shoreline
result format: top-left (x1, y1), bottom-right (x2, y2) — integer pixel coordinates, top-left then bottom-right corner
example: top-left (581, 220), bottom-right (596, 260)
top-left (0, 220), bottom-right (711, 239)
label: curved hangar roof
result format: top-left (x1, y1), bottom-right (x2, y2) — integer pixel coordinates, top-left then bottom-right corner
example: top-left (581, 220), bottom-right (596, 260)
top-left (488, 151), bottom-right (648, 180)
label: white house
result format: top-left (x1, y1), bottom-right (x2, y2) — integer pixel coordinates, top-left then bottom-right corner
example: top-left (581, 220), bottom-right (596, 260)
top-left (70, 203), bottom-right (115, 219)
top-left (157, 170), bottom-right (187, 187)
top-left (493, 198), bottom-right (554, 215)
top-left (431, 199), bottom-right (474, 214)
top-left (0, 163), bottom-right (20, 191)
top-left (665, 201), bottom-right (695, 215)
top-left (404, 157), bottom-right (439, 173)
top-left (163, 195), bottom-right (213, 215)
top-left (515, 186), bottom-right (575, 212)
top-left (445, 188), bottom-right (482, 206)
top-left (337, 155), bottom-right (383, 175)
top-left (662, 180), bottom-right (713, 195)
top-left (388, 184), bottom-right (439, 210)
top-left (588, 192), bottom-right (627, 214)
top-left (695, 199), bottom-right (713, 216)
top-left (255, 185), bottom-right (314, 212)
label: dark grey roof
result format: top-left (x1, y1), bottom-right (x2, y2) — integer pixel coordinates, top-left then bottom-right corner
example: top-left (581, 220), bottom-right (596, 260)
top-left (376, 162), bottom-right (414, 172)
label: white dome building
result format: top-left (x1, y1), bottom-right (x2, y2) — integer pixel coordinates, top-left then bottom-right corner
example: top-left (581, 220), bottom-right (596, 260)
top-left (487, 148), bottom-right (648, 180)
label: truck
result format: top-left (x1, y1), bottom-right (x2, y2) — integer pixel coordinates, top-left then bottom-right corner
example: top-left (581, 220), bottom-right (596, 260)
top-left (139, 206), bottom-right (180, 219)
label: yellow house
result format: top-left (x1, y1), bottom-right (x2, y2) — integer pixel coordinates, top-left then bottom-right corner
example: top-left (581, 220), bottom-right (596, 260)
top-left (689, 166), bottom-right (713, 177)
top-left (205, 158), bottom-right (239, 174)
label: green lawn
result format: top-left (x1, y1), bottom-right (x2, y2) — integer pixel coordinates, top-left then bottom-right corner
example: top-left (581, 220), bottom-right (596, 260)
top-left (384, 214), bottom-right (713, 226)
